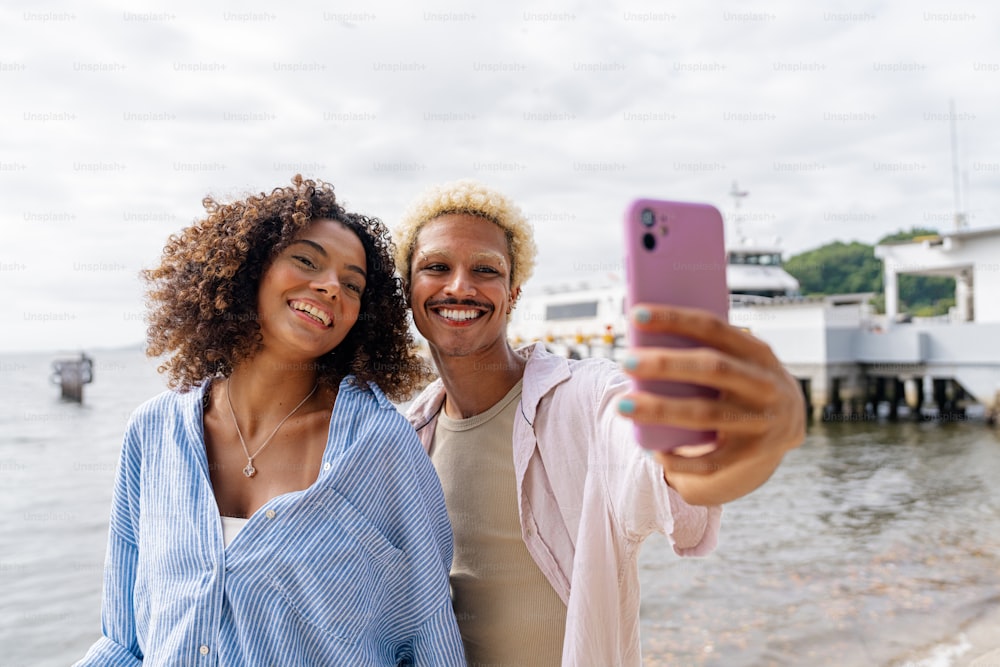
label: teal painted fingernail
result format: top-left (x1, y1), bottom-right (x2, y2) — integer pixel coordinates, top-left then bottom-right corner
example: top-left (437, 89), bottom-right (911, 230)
top-left (633, 307), bottom-right (651, 324)
top-left (623, 355), bottom-right (639, 371)
top-left (618, 398), bottom-right (636, 414)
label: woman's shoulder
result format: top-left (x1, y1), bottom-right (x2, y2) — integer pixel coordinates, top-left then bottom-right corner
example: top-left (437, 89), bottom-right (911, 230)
top-left (333, 381), bottom-right (429, 473)
top-left (127, 383), bottom-right (206, 428)
top-left (339, 378), bottom-right (414, 428)
top-left (342, 376), bottom-right (399, 411)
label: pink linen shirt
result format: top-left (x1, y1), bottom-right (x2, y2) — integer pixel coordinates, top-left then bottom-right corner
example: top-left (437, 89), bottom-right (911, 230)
top-left (407, 343), bottom-right (722, 667)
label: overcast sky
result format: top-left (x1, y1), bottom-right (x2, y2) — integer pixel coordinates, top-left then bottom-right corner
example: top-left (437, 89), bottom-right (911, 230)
top-left (1, 0), bottom-right (998, 353)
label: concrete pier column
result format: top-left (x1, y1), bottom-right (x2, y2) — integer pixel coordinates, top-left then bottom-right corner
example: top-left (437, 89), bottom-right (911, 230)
top-left (912, 376), bottom-right (925, 420)
top-left (904, 378), bottom-right (922, 419)
top-left (799, 378), bottom-right (815, 421)
top-left (887, 378), bottom-right (903, 421)
top-left (862, 376), bottom-right (877, 419)
top-left (873, 377), bottom-right (887, 418)
top-left (884, 267), bottom-right (899, 329)
top-left (840, 371), bottom-right (866, 419)
top-left (933, 378), bottom-right (949, 418)
top-left (950, 380), bottom-right (967, 422)
top-left (808, 368), bottom-right (829, 422)
top-left (955, 272), bottom-right (972, 322)
top-left (825, 377), bottom-right (843, 421)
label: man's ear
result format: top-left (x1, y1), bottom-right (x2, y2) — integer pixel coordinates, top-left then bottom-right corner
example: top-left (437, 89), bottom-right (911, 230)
top-left (401, 279), bottom-right (411, 307)
top-left (507, 286), bottom-right (521, 314)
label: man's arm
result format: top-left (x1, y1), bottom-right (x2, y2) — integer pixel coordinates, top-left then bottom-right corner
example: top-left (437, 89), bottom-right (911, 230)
top-left (617, 303), bottom-right (806, 507)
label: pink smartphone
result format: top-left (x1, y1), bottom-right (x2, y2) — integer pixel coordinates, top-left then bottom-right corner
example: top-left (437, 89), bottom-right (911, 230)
top-left (623, 198), bottom-right (729, 451)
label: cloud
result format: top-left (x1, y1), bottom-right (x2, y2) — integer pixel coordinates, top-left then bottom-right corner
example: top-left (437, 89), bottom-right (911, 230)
top-left (1, 0), bottom-right (998, 351)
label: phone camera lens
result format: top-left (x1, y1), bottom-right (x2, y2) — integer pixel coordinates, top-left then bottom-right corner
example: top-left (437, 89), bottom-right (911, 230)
top-left (642, 232), bottom-right (656, 250)
top-left (640, 208), bottom-right (655, 228)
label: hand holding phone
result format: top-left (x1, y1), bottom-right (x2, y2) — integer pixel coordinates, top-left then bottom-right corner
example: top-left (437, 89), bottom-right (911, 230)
top-left (623, 198), bottom-right (729, 452)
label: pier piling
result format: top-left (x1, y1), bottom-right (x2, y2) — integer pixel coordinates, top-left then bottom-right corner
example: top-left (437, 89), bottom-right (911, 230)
top-left (50, 353), bottom-right (94, 403)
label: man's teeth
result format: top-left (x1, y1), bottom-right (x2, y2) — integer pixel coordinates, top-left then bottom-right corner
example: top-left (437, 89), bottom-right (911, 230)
top-left (293, 302), bottom-right (331, 326)
top-left (439, 308), bottom-right (482, 322)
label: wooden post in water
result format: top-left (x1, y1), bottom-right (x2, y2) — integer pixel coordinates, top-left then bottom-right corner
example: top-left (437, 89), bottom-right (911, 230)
top-left (51, 353), bottom-right (94, 403)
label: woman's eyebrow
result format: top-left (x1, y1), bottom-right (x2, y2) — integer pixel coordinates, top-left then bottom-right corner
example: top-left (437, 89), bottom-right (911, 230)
top-left (289, 239), bottom-right (327, 256)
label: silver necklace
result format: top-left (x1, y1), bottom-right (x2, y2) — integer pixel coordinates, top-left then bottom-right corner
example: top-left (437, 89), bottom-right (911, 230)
top-left (226, 379), bottom-right (318, 478)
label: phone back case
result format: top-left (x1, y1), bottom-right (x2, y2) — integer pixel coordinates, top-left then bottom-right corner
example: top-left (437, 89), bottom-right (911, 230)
top-left (624, 199), bottom-right (729, 450)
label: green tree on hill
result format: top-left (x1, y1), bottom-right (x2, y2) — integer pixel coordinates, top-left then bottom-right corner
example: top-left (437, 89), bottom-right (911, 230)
top-left (783, 228), bottom-right (956, 316)
top-left (877, 227), bottom-right (940, 244)
top-left (784, 241), bottom-right (882, 296)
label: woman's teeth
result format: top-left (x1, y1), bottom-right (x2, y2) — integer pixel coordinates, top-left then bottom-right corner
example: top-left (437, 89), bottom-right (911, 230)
top-left (292, 302), bottom-right (331, 326)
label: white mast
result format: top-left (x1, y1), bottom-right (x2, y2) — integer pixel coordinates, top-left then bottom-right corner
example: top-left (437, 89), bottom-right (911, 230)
top-left (950, 99), bottom-right (968, 230)
top-left (729, 180), bottom-right (749, 244)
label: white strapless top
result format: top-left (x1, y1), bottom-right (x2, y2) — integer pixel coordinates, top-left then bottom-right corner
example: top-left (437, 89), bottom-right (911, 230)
top-left (220, 515), bottom-right (249, 547)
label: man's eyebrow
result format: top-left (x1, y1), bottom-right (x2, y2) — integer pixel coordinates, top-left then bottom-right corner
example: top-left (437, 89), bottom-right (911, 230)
top-left (416, 247), bottom-right (448, 259)
top-left (472, 251), bottom-right (507, 264)
top-left (291, 239), bottom-right (367, 279)
top-left (418, 248), bottom-right (507, 265)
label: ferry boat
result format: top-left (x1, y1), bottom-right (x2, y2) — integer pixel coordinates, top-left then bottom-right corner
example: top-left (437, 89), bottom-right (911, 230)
top-left (508, 242), bottom-right (801, 356)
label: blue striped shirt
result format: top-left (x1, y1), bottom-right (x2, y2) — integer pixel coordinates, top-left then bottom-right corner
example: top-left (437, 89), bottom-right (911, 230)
top-left (74, 378), bottom-right (466, 666)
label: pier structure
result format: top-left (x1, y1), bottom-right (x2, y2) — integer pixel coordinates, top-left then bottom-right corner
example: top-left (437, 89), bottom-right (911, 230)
top-left (734, 226), bottom-right (1000, 423)
top-left (730, 294), bottom-right (1000, 423)
top-left (510, 289), bottom-right (1000, 424)
top-left (876, 226), bottom-right (1000, 328)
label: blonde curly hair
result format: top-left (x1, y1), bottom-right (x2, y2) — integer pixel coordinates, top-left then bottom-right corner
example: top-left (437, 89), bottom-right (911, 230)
top-left (394, 179), bottom-right (537, 289)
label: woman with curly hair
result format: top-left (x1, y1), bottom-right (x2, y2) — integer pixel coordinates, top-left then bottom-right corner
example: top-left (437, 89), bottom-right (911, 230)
top-left (75, 176), bottom-right (465, 666)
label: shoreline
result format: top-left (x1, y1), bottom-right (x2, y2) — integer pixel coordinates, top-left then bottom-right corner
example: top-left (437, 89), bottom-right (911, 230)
top-left (900, 603), bottom-right (1000, 667)
top-left (962, 604), bottom-right (1000, 667)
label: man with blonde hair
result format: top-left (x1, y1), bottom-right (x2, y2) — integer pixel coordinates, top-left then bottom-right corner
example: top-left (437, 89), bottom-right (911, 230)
top-left (395, 179), bottom-right (805, 666)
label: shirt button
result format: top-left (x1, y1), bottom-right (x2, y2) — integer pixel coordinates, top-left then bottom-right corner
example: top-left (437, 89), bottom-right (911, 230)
top-left (265, 509), bottom-right (276, 520)
top-left (199, 645), bottom-right (209, 655)
top-left (323, 462), bottom-right (331, 471)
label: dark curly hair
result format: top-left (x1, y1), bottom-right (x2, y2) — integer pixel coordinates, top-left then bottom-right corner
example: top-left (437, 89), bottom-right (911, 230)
top-left (144, 175), bottom-right (430, 401)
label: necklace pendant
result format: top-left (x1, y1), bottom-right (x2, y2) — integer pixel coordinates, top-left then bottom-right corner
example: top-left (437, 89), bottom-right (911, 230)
top-left (227, 381), bottom-right (317, 482)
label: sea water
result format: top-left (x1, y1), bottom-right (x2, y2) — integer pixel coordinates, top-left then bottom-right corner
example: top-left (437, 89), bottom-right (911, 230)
top-left (1, 347), bottom-right (998, 666)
